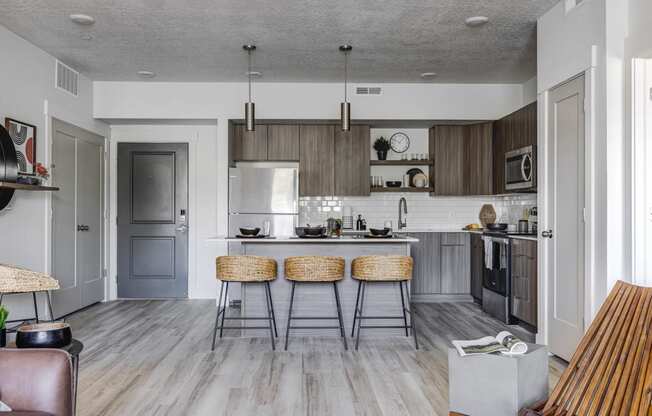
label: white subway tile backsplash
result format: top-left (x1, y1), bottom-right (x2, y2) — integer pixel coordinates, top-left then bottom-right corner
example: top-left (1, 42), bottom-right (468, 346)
top-left (300, 194), bottom-right (537, 230)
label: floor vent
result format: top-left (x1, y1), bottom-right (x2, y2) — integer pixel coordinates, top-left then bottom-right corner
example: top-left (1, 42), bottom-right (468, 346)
top-left (56, 60), bottom-right (79, 96)
top-left (356, 86), bottom-right (382, 96)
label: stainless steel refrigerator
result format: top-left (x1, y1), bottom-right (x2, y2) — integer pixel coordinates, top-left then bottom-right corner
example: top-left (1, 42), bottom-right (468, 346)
top-left (228, 167), bottom-right (298, 237)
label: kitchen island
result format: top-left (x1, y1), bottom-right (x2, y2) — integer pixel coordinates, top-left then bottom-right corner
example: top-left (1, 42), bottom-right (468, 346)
top-left (207, 236), bottom-right (418, 337)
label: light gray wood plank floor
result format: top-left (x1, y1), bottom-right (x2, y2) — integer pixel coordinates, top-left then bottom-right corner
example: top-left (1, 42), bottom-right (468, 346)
top-left (66, 301), bottom-right (567, 416)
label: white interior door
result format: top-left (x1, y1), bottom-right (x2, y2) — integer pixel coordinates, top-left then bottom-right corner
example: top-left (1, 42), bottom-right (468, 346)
top-left (546, 75), bottom-right (586, 361)
top-left (51, 119), bottom-right (105, 317)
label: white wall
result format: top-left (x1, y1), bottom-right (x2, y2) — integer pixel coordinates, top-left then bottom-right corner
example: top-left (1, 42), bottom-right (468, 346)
top-left (109, 124), bottom-right (220, 299)
top-left (0, 25), bottom-right (108, 318)
top-left (94, 82), bottom-right (526, 121)
top-left (537, 0), bottom-right (652, 343)
top-left (522, 77), bottom-right (538, 105)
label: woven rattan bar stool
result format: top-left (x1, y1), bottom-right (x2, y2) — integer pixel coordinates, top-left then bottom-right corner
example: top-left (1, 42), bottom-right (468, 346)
top-left (284, 256), bottom-right (348, 350)
top-left (351, 255), bottom-right (418, 350)
top-left (212, 256), bottom-right (279, 351)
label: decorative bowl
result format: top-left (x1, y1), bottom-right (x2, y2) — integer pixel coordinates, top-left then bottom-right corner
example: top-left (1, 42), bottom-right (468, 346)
top-left (485, 223), bottom-right (508, 231)
top-left (239, 227), bottom-right (261, 236)
top-left (16, 322), bottom-right (72, 348)
top-left (369, 227), bottom-right (391, 236)
top-left (303, 226), bottom-right (326, 236)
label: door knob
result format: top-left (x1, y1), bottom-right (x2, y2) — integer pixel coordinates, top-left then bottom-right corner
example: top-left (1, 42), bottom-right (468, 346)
top-left (541, 230), bottom-right (553, 238)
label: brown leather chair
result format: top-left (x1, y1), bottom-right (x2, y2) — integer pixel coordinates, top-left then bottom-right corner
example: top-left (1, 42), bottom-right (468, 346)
top-left (0, 349), bottom-right (73, 416)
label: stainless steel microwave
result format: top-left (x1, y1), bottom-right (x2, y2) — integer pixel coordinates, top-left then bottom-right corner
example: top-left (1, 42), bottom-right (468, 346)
top-left (505, 145), bottom-right (536, 192)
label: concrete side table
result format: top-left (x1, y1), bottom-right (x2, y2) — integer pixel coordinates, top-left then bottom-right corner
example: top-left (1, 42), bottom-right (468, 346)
top-left (448, 343), bottom-right (548, 416)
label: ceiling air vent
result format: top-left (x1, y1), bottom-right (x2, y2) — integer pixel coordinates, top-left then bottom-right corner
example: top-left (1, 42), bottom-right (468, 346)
top-left (56, 60), bottom-right (79, 96)
top-left (355, 86), bottom-right (382, 96)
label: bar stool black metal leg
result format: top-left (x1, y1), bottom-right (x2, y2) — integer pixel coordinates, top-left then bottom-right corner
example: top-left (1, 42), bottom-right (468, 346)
top-left (32, 292), bottom-right (39, 323)
top-left (351, 280), bottom-right (362, 337)
top-left (284, 281), bottom-right (296, 350)
top-left (333, 282), bottom-right (348, 350)
top-left (46, 291), bottom-right (55, 322)
top-left (219, 282), bottom-right (230, 338)
top-left (266, 281), bottom-right (278, 337)
top-left (211, 280), bottom-right (225, 351)
top-left (355, 281), bottom-right (367, 351)
top-left (263, 282), bottom-right (276, 350)
top-left (399, 281), bottom-right (409, 337)
top-left (405, 281), bottom-right (419, 350)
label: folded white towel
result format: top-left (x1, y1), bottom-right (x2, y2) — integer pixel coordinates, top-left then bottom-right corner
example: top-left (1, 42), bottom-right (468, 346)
top-left (481, 236), bottom-right (493, 270)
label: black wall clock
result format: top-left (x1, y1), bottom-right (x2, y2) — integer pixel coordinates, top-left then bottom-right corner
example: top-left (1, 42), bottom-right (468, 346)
top-left (390, 132), bottom-right (410, 153)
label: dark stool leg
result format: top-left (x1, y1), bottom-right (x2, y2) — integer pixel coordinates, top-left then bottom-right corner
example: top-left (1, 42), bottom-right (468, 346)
top-left (219, 282), bottom-right (230, 338)
top-left (399, 281), bottom-right (409, 336)
top-left (211, 280), bottom-right (225, 351)
top-left (32, 292), bottom-right (39, 323)
top-left (351, 280), bottom-right (362, 337)
top-left (405, 281), bottom-right (419, 350)
top-left (355, 281), bottom-right (367, 351)
top-left (333, 282), bottom-right (348, 350)
top-left (263, 282), bottom-right (276, 350)
top-left (284, 281), bottom-right (296, 350)
top-left (46, 291), bottom-right (55, 321)
top-left (266, 281), bottom-right (278, 337)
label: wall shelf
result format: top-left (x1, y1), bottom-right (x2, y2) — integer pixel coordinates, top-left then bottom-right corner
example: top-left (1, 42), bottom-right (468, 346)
top-left (370, 187), bottom-right (433, 193)
top-left (0, 182), bottom-right (59, 191)
top-left (370, 160), bottom-right (434, 166)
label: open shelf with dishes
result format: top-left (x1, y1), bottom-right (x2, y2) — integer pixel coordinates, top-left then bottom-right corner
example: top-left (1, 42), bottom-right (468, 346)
top-left (370, 160), bottom-right (434, 166)
top-left (370, 186), bottom-right (434, 193)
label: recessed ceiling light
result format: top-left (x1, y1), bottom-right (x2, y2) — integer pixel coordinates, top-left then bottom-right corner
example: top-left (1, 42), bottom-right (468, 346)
top-left (80, 34), bottom-right (93, 41)
top-left (465, 16), bottom-right (489, 27)
top-left (246, 71), bottom-right (262, 78)
top-left (137, 70), bottom-right (156, 78)
top-left (420, 72), bottom-right (437, 79)
top-left (69, 14), bottom-right (95, 25)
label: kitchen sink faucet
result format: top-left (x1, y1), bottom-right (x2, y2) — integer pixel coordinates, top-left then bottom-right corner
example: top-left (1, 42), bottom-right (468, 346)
top-left (398, 197), bottom-right (407, 230)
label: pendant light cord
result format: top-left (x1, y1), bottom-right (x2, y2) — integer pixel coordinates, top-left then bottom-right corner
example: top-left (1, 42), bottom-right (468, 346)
top-left (344, 51), bottom-right (348, 103)
top-left (248, 50), bottom-right (252, 104)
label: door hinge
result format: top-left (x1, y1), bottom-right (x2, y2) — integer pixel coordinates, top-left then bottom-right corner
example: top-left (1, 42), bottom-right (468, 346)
top-left (583, 207), bottom-right (587, 223)
top-left (116, 216), bottom-right (118, 225)
top-left (102, 268), bottom-right (107, 278)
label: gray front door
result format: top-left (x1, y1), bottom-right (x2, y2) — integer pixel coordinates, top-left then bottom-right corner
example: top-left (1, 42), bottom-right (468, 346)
top-left (117, 143), bottom-right (188, 298)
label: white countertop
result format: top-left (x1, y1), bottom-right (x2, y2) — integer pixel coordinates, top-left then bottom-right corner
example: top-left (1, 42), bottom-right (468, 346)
top-left (342, 228), bottom-right (538, 241)
top-left (206, 235), bottom-right (419, 243)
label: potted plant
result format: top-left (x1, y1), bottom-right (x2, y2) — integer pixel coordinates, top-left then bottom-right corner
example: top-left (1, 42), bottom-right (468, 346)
top-left (373, 137), bottom-right (390, 160)
top-left (0, 306), bottom-right (8, 347)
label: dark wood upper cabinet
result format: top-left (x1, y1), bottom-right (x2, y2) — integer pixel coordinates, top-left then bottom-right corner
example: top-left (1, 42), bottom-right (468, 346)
top-left (232, 124), bottom-right (268, 161)
top-left (299, 125), bottom-right (334, 197)
top-left (464, 123), bottom-right (493, 195)
top-left (431, 125), bottom-right (465, 196)
top-left (267, 124), bottom-right (300, 161)
top-left (492, 102), bottom-right (537, 194)
top-left (334, 125), bottom-right (370, 196)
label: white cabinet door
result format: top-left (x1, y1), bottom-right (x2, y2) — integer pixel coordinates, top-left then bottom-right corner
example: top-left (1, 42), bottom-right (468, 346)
top-left (546, 75), bottom-right (586, 361)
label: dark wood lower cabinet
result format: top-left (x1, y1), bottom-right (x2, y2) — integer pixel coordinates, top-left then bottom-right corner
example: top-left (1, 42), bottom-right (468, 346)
top-left (470, 234), bottom-right (484, 302)
top-left (511, 239), bottom-right (537, 328)
top-left (411, 232), bottom-right (471, 300)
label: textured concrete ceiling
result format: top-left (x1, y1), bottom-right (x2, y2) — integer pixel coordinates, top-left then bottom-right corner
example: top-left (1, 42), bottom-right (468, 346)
top-left (0, 0), bottom-right (557, 83)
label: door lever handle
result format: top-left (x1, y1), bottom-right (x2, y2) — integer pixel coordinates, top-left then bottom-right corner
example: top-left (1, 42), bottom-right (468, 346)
top-left (175, 225), bottom-right (188, 233)
top-left (541, 230), bottom-right (553, 239)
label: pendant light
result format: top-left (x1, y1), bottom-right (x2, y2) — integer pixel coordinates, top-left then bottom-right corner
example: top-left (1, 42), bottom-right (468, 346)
top-left (339, 45), bottom-right (352, 131)
top-left (243, 44), bottom-right (256, 131)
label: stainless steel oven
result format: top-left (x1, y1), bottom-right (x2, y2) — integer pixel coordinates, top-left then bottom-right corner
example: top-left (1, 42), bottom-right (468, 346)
top-left (505, 145), bottom-right (536, 192)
